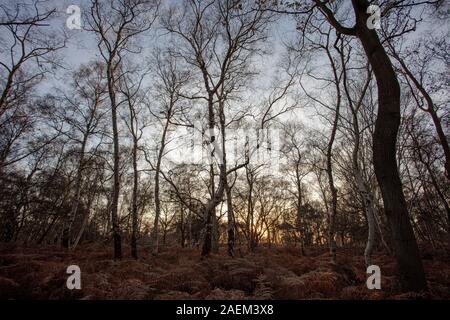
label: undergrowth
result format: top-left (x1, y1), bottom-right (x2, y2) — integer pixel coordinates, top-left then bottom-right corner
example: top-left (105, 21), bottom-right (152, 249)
top-left (0, 243), bottom-right (449, 300)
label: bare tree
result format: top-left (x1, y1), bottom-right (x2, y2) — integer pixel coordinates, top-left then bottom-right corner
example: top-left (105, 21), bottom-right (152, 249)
top-left (337, 43), bottom-right (377, 265)
top-left (386, 37), bottom-right (450, 180)
top-left (119, 63), bottom-right (150, 259)
top-left (162, 0), bottom-right (270, 257)
top-left (58, 62), bottom-right (108, 249)
top-left (280, 0), bottom-right (428, 292)
top-left (145, 51), bottom-right (191, 255)
top-left (86, 0), bottom-right (158, 259)
top-left (0, 0), bottom-right (65, 170)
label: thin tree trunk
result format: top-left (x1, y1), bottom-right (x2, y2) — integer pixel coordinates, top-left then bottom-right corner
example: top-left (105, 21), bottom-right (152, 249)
top-left (374, 209), bottom-right (392, 255)
top-left (72, 190), bottom-right (95, 250)
top-left (107, 62), bottom-right (122, 260)
top-left (324, 41), bottom-right (341, 264)
top-left (342, 56), bottom-right (376, 266)
top-left (180, 205), bottom-right (185, 248)
top-left (295, 162), bottom-right (305, 256)
top-left (355, 168), bottom-right (376, 266)
top-left (152, 114), bottom-right (171, 255)
top-left (131, 135), bottom-right (139, 259)
top-left (63, 135), bottom-right (87, 249)
top-left (225, 179), bottom-right (235, 257)
top-left (389, 44), bottom-right (450, 180)
top-left (409, 126), bottom-right (450, 236)
top-left (246, 168), bottom-right (255, 253)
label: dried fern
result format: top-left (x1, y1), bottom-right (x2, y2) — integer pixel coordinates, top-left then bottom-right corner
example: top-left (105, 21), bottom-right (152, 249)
top-left (253, 274), bottom-right (274, 300)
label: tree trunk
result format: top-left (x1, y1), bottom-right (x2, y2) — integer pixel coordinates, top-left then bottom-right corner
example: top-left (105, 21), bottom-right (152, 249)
top-left (72, 190), bottom-right (95, 250)
top-left (325, 48), bottom-right (340, 264)
top-left (295, 162), bottom-right (305, 256)
top-left (201, 206), bottom-right (213, 256)
top-left (355, 168), bottom-right (376, 267)
top-left (153, 115), bottom-right (171, 255)
top-left (202, 95), bottom-right (218, 257)
top-left (72, 209), bottom-right (89, 250)
top-left (211, 206), bottom-right (219, 253)
top-left (246, 167), bottom-right (255, 253)
top-left (180, 206), bottom-right (185, 248)
top-left (107, 63), bottom-right (122, 260)
top-left (389, 44), bottom-right (450, 180)
top-left (131, 135), bottom-right (139, 259)
top-left (202, 99), bottom-right (228, 257)
top-left (342, 58), bottom-right (376, 266)
top-left (410, 128), bottom-right (450, 237)
top-left (63, 135), bottom-right (87, 249)
top-left (352, 0), bottom-right (427, 292)
top-left (225, 179), bottom-right (235, 257)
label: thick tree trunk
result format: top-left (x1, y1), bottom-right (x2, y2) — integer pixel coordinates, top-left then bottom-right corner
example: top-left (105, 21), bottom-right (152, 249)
top-left (352, 0), bottom-right (427, 292)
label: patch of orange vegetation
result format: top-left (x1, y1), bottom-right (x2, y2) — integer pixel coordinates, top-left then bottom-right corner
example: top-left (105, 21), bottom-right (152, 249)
top-left (0, 243), bottom-right (449, 300)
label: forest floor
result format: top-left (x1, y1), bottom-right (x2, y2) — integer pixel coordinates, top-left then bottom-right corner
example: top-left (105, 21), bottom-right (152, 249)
top-left (0, 243), bottom-right (449, 300)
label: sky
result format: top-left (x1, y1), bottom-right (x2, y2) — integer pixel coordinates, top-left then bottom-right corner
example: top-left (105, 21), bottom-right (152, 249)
top-left (1, 0), bottom-right (448, 210)
top-left (46, 0), bottom-right (314, 159)
top-left (1, 0), bottom-right (447, 177)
